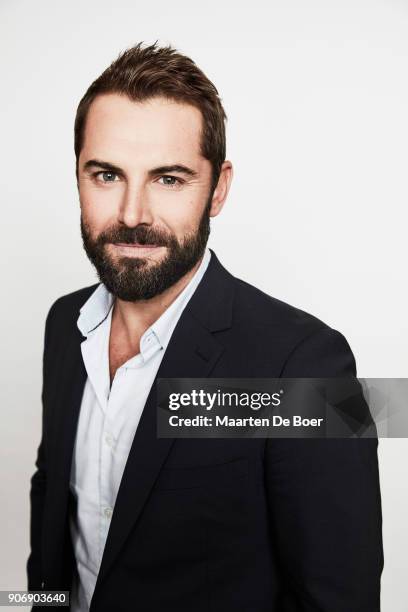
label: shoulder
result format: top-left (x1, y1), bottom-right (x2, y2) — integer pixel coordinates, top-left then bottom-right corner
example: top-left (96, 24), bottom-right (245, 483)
top-left (234, 276), bottom-right (325, 330)
top-left (232, 275), bottom-right (328, 344)
top-left (230, 275), bottom-right (357, 377)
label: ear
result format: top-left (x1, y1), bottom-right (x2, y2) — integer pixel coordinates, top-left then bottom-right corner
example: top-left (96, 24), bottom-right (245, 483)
top-left (208, 161), bottom-right (234, 217)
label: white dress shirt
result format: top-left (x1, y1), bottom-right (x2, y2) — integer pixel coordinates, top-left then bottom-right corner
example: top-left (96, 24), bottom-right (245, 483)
top-left (69, 248), bottom-right (211, 611)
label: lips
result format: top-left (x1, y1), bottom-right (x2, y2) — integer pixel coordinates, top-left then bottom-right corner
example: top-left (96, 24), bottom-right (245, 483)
top-left (111, 243), bottom-right (165, 256)
top-left (114, 243), bottom-right (160, 247)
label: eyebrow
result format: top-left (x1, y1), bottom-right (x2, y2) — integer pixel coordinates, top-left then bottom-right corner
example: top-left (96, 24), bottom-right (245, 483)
top-left (82, 159), bottom-right (199, 178)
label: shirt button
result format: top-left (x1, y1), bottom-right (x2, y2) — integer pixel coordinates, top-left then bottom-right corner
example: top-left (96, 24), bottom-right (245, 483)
top-left (103, 506), bottom-right (113, 519)
top-left (105, 434), bottom-right (114, 447)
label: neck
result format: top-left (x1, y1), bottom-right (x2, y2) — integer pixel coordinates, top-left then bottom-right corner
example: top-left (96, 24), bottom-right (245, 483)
top-left (111, 255), bottom-right (204, 345)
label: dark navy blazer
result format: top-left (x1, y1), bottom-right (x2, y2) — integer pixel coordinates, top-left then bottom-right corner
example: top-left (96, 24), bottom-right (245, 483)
top-left (27, 249), bottom-right (383, 611)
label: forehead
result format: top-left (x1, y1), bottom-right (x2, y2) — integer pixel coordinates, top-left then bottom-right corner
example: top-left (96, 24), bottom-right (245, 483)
top-left (81, 93), bottom-right (204, 166)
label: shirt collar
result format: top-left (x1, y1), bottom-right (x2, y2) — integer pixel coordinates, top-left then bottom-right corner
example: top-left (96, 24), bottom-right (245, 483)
top-left (77, 282), bottom-right (114, 337)
top-left (77, 247), bottom-right (211, 346)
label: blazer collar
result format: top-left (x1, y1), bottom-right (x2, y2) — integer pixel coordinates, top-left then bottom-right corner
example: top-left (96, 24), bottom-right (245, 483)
top-left (180, 248), bottom-right (235, 333)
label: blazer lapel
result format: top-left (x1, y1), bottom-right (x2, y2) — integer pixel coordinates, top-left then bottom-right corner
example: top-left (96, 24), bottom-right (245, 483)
top-left (43, 326), bottom-right (87, 583)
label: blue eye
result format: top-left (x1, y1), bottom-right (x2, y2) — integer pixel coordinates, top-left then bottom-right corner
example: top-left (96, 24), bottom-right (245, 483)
top-left (101, 171), bottom-right (117, 182)
top-left (93, 171), bottom-right (119, 183)
top-left (159, 175), bottom-right (182, 187)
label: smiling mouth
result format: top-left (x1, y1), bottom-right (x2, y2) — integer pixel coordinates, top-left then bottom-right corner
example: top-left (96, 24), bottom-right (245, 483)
top-left (111, 243), bottom-right (165, 256)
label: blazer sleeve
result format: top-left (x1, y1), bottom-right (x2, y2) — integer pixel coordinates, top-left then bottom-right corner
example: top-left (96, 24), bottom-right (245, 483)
top-left (26, 300), bottom-right (59, 591)
top-left (264, 327), bottom-right (384, 612)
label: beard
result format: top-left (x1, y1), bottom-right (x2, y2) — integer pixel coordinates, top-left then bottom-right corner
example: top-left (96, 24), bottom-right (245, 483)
top-left (80, 201), bottom-right (211, 302)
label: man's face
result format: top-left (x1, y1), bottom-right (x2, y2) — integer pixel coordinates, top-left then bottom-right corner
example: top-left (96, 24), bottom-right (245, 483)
top-left (77, 93), bottom-right (228, 301)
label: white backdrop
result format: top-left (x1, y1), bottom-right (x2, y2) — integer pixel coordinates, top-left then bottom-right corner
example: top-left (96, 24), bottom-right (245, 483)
top-left (0, 0), bottom-right (407, 609)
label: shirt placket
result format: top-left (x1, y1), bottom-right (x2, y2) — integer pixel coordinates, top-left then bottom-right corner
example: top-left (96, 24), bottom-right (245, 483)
top-left (98, 371), bottom-right (122, 564)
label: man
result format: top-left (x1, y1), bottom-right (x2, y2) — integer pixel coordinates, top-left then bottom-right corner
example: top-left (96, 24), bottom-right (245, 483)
top-left (27, 41), bottom-right (383, 611)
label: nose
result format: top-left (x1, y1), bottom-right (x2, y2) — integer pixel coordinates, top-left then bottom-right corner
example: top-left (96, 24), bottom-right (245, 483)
top-left (117, 183), bottom-right (154, 227)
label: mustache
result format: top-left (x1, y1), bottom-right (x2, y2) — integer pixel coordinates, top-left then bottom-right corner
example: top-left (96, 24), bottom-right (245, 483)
top-left (96, 224), bottom-right (175, 247)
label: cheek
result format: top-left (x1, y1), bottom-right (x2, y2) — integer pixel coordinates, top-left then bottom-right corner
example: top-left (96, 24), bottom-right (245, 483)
top-left (80, 184), bottom-right (122, 226)
top-left (153, 187), bottom-right (208, 233)
top-left (158, 200), bottom-right (204, 237)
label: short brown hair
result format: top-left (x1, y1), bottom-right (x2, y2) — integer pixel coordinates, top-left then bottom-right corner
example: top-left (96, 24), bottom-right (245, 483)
top-left (74, 41), bottom-right (227, 192)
